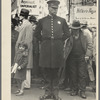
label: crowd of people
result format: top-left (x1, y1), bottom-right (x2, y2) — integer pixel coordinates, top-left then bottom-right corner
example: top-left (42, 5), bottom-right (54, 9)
top-left (11, 0), bottom-right (96, 100)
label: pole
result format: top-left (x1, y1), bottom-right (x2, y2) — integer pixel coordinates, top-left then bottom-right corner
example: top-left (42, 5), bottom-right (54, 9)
top-left (68, 0), bottom-right (70, 22)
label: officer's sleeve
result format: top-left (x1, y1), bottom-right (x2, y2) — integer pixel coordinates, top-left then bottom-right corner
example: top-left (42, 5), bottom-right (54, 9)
top-left (62, 19), bottom-right (70, 40)
top-left (34, 19), bottom-right (42, 41)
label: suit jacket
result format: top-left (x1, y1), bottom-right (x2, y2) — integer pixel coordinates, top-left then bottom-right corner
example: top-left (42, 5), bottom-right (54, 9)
top-left (34, 15), bottom-right (70, 68)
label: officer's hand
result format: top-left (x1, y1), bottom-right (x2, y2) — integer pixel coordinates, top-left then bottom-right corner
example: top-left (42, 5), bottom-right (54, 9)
top-left (85, 56), bottom-right (89, 62)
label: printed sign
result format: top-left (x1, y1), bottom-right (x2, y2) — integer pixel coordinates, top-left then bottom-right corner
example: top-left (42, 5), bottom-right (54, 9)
top-left (19, 0), bottom-right (39, 15)
top-left (73, 6), bottom-right (97, 27)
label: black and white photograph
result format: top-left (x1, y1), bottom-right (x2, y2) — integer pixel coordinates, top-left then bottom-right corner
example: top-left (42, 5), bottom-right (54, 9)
top-left (2, 0), bottom-right (98, 100)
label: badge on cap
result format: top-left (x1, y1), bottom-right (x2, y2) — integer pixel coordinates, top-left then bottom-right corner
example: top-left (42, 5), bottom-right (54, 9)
top-left (57, 21), bottom-right (61, 24)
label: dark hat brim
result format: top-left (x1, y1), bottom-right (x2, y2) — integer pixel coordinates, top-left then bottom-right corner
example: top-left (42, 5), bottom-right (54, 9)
top-left (20, 9), bottom-right (29, 17)
top-left (47, 0), bottom-right (60, 4)
top-left (81, 24), bottom-right (87, 27)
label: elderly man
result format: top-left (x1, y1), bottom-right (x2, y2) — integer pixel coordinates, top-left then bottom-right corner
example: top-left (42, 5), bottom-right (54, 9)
top-left (34, 0), bottom-right (70, 100)
top-left (64, 20), bottom-right (93, 99)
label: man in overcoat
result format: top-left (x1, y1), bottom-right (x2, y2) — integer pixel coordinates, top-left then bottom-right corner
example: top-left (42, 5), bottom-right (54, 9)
top-left (34, 0), bottom-right (70, 100)
top-left (64, 20), bottom-right (93, 99)
top-left (16, 9), bottom-right (33, 88)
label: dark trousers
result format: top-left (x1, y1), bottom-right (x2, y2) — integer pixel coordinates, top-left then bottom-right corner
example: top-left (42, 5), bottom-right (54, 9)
top-left (32, 38), bottom-right (39, 77)
top-left (62, 60), bottom-right (71, 88)
top-left (32, 52), bottom-right (39, 76)
top-left (41, 68), bottom-right (59, 97)
top-left (68, 56), bottom-right (88, 92)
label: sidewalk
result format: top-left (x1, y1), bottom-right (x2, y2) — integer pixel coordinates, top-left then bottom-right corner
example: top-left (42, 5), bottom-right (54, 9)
top-left (11, 84), bottom-right (96, 100)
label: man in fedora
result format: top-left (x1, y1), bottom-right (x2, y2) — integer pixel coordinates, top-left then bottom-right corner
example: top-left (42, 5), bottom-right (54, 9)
top-left (16, 9), bottom-right (33, 89)
top-left (64, 20), bottom-right (93, 99)
top-left (34, 0), bottom-right (70, 100)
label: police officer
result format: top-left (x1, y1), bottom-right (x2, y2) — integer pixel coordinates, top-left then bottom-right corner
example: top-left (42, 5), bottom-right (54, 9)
top-left (34, 0), bottom-right (70, 100)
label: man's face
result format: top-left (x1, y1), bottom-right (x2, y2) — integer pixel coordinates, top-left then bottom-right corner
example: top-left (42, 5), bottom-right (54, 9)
top-left (48, 4), bottom-right (58, 16)
top-left (71, 29), bottom-right (80, 36)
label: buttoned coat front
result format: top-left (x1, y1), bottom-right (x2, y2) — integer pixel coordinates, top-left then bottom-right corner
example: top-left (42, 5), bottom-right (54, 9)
top-left (16, 20), bottom-right (33, 69)
top-left (34, 15), bottom-right (70, 68)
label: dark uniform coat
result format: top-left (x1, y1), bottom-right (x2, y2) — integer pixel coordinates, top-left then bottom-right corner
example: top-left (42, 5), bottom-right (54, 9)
top-left (34, 15), bottom-right (70, 68)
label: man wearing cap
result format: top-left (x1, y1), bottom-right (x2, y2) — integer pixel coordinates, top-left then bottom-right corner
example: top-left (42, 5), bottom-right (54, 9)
top-left (64, 20), bottom-right (93, 99)
top-left (34, 0), bottom-right (70, 100)
top-left (16, 9), bottom-right (33, 89)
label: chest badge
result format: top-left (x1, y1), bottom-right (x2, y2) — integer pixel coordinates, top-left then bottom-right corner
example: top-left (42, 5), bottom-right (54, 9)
top-left (57, 21), bottom-right (61, 24)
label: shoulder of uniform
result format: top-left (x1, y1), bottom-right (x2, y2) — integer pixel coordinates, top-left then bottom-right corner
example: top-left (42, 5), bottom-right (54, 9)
top-left (39, 16), bottom-right (48, 21)
top-left (38, 16), bottom-right (49, 24)
top-left (56, 16), bottom-right (65, 21)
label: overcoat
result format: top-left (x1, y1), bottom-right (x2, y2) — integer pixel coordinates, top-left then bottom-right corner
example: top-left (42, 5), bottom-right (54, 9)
top-left (34, 15), bottom-right (70, 68)
top-left (64, 30), bottom-right (93, 61)
top-left (16, 19), bottom-right (33, 69)
top-left (63, 30), bottom-right (94, 82)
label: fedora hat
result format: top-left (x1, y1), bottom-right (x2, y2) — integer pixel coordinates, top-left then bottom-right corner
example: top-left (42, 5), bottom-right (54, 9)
top-left (20, 9), bottom-right (29, 17)
top-left (47, 0), bottom-right (60, 5)
top-left (70, 20), bottom-right (81, 29)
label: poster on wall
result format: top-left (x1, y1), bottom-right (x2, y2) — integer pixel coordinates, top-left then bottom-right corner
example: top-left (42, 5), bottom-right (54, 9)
top-left (73, 6), bottom-right (97, 27)
top-left (18, 0), bottom-right (39, 15)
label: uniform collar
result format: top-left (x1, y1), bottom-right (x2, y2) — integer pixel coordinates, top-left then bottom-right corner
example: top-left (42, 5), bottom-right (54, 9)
top-left (47, 14), bottom-right (57, 19)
